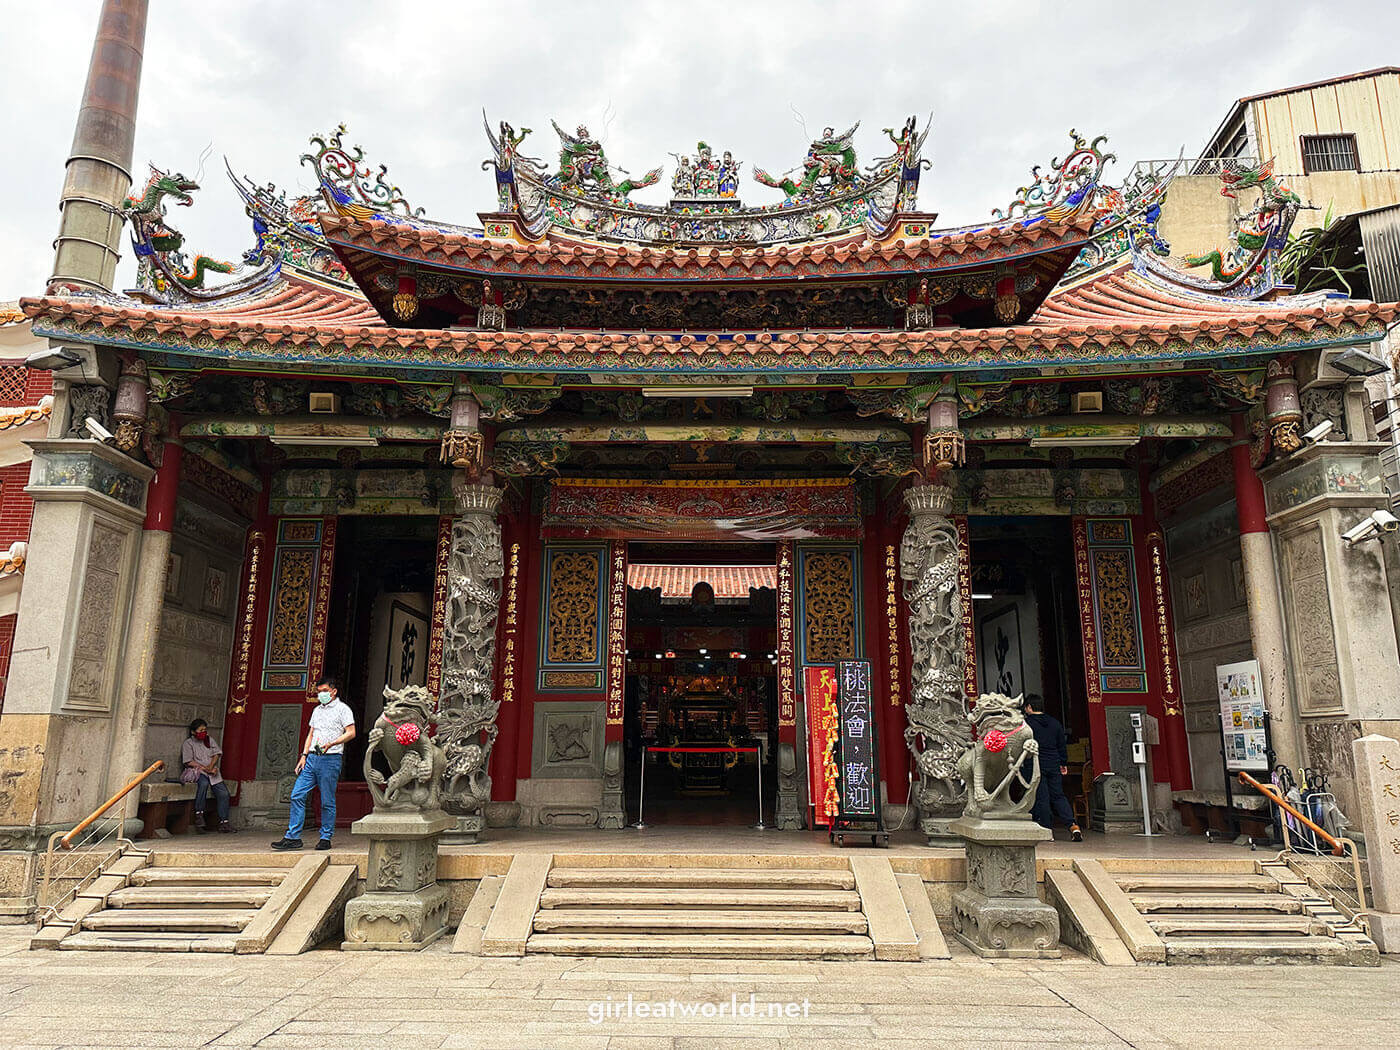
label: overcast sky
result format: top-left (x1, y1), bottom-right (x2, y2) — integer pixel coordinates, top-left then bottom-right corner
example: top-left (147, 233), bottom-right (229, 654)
top-left (3, 0), bottom-right (1399, 295)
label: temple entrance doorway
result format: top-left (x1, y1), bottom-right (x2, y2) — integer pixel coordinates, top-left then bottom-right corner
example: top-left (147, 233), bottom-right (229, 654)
top-left (320, 515), bottom-right (439, 824)
top-left (967, 518), bottom-right (1091, 825)
top-left (622, 543), bottom-right (779, 826)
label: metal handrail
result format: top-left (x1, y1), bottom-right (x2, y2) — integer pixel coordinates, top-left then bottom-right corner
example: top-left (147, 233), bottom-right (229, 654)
top-left (59, 761), bottom-right (164, 849)
top-left (1237, 771), bottom-right (1367, 917)
top-left (37, 761), bottom-right (164, 924)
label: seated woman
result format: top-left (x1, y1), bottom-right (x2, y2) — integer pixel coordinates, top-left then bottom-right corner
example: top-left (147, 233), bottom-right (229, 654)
top-left (182, 718), bottom-right (233, 833)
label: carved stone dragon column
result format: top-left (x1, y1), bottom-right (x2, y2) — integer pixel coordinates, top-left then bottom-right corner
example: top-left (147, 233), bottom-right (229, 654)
top-left (900, 482), bottom-right (970, 846)
top-left (435, 480), bottom-right (505, 844)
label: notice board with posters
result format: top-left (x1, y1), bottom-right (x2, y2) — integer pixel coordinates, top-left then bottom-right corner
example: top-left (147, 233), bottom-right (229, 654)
top-left (1216, 658), bottom-right (1269, 772)
top-left (833, 659), bottom-right (884, 836)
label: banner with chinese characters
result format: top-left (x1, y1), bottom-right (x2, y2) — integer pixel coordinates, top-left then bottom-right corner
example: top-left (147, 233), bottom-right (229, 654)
top-left (954, 515), bottom-right (976, 702)
top-left (804, 666), bottom-right (840, 827)
top-left (427, 516), bottom-right (451, 697)
top-left (777, 541), bottom-right (797, 729)
top-left (835, 660), bottom-right (879, 821)
top-left (605, 541), bottom-right (627, 725)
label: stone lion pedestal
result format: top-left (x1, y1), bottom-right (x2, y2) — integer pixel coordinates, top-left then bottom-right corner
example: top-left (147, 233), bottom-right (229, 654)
top-left (949, 816), bottom-right (1060, 958)
top-left (343, 809), bottom-right (455, 951)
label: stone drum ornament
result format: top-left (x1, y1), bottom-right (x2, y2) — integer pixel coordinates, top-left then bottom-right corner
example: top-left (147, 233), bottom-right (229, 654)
top-left (948, 692), bottom-right (1062, 959)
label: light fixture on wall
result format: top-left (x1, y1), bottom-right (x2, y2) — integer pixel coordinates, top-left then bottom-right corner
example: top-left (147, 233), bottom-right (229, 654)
top-left (1331, 347), bottom-right (1388, 377)
top-left (25, 346), bottom-right (82, 371)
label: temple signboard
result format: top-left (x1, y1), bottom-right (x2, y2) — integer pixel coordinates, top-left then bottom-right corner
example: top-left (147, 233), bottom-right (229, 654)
top-left (835, 660), bottom-right (879, 821)
top-left (1216, 659), bottom-right (1268, 772)
top-left (804, 666), bottom-right (839, 828)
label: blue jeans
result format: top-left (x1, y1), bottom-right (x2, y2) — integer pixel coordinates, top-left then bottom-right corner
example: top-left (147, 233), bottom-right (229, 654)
top-left (1033, 769), bottom-right (1077, 830)
top-left (286, 753), bottom-right (342, 841)
top-left (195, 775), bottom-right (230, 823)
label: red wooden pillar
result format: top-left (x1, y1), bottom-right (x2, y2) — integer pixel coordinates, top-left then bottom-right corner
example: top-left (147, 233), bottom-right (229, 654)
top-left (1071, 517), bottom-right (1110, 774)
top-left (143, 439), bottom-right (181, 533)
top-left (1139, 465), bottom-right (1193, 790)
top-left (221, 477), bottom-right (273, 787)
top-left (1230, 413), bottom-right (1269, 534)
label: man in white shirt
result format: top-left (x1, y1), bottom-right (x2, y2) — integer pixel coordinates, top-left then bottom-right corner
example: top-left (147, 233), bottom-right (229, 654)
top-left (271, 675), bottom-right (356, 851)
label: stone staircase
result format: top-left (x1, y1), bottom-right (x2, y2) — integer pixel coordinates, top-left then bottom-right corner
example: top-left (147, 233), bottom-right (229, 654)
top-left (459, 854), bottom-right (945, 961)
top-left (1048, 858), bottom-right (1378, 966)
top-left (32, 851), bottom-right (358, 954)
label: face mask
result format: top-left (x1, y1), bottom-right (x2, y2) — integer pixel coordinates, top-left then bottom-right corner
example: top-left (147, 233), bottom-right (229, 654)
top-left (317, 691), bottom-right (333, 706)
top-left (194, 730), bottom-right (208, 741)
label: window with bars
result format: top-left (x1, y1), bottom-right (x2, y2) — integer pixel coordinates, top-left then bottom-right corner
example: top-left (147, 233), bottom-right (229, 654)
top-left (1301, 133), bottom-right (1361, 174)
top-left (0, 366), bottom-right (27, 405)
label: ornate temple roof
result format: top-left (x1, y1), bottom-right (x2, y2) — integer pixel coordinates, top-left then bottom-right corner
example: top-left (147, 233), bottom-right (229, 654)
top-left (20, 122), bottom-right (1399, 378)
top-left (23, 260), bottom-right (1396, 377)
top-left (627, 564), bottom-right (777, 599)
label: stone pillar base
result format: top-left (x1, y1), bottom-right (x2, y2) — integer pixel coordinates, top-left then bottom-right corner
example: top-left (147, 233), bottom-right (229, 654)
top-left (948, 816), bottom-right (1060, 958)
top-left (343, 809), bottom-right (453, 950)
top-left (440, 814), bottom-right (484, 845)
top-left (1364, 911), bottom-right (1400, 954)
top-left (920, 815), bottom-right (962, 848)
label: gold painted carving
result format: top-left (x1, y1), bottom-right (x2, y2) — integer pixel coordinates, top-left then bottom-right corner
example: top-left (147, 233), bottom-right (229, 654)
top-left (1092, 548), bottom-right (1141, 669)
top-left (802, 550), bottom-right (857, 663)
top-left (545, 548), bottom-right (602, 664)
top-left (268, 548), bottom-right (316, 666)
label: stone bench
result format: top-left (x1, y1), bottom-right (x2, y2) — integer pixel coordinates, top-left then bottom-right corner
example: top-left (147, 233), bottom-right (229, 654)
top-left (137, 779), bottom-right (239, 838)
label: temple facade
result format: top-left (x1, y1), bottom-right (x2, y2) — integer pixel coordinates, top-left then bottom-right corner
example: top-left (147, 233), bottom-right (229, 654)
top-left (3, 11), bottom-right (1400, 908)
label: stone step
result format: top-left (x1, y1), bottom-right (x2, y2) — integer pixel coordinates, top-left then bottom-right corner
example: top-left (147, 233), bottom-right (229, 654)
top-left (545, 867), bottom-right (855, 890)
top-left (81, 909), bottom-right (257, 933)
top-left (532, 909), bottom-right (869, 934)
top-left (1113, 873), bottom-right (1279, 893)
top-left (1146, 914), bottom-right (1326, 937)
top-left (526, 933), bottom-right (875, 958)
top-left (537, 887), bottom-right (861, 911)
top-left (105, 886), bottom-right (275, 909)
top-left (58, 931), bottom-right (239, 953)
top-left (128, 868), bottom-right (285, 888)
top-left (1129, 894), bottom-right (1301, 914)
top-left (1162, 935), bottom-right (1355, 965)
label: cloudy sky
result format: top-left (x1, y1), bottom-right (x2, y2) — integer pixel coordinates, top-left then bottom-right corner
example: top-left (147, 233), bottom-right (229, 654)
top-left (2, 0), bottom-right (1399, 295)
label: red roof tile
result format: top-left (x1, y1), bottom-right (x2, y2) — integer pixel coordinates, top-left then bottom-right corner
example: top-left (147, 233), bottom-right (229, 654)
top-left (627, 564), bottom-right (776, 599)
top-left (319, 212), bottom-right (1099, 282)
top-left (19, 265), bottom-right (1398, 368)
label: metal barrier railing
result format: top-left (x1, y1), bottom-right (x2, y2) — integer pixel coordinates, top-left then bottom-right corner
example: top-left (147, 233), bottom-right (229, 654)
top-left (1236, 771), bottom-right (1369, 929)
top-left (36, 761), bottom-right (164, 924)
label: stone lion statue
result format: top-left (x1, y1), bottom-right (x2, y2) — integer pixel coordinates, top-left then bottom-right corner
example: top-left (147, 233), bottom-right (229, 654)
top-left (956, 692), bottom-right (1040, 820)
top-left (364, 684), bottom-right (446, 812)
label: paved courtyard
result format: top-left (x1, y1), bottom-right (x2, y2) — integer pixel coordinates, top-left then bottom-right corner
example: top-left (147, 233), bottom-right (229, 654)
top-left (0, 927), bottom-right (1394, 1050)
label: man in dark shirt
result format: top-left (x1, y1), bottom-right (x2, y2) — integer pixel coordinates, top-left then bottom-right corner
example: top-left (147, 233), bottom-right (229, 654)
top-left (1023, 694), bottom-right (1082, 841)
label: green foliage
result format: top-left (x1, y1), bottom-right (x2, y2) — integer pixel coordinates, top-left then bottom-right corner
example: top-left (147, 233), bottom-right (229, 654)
top-left (1276, 201), bottom-right (1366, 296)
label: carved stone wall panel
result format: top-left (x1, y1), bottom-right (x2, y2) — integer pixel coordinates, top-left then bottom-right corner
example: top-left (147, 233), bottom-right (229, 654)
top-left (255, 703), bottom-right (304, 781)
top-left (64, 520), bottom-right (133, 713)
top-left (531, 701), bottom-right (604, 779)
top-left (1279, 523), bottom-right (1343, 714)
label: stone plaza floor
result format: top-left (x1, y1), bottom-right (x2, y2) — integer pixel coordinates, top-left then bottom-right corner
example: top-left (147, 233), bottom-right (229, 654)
top-left (0, 925), bottom-right (1395, 1050)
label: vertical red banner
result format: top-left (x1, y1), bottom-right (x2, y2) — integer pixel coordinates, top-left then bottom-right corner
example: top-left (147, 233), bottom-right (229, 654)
top-left (804, 666), bottom-right (840, 827)
top-left (500, 539), bottom-right (521, 706)
top-left (605, 540), bottom-right (627, 727)
top-left (954, 515), bottom-right (977, 703)
top-left (1072, 518), bottom-right (1103, 707)
top-left (427, 515), bottom-right (451, 698)
top-left (776, 541), bottom-right (797, 729)
top-left (307, 517), bottom-right (337, 684)
top-left (883, 544), bottom-right (901, 708)
top-left (226, 528), bottom-right (264, 717)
